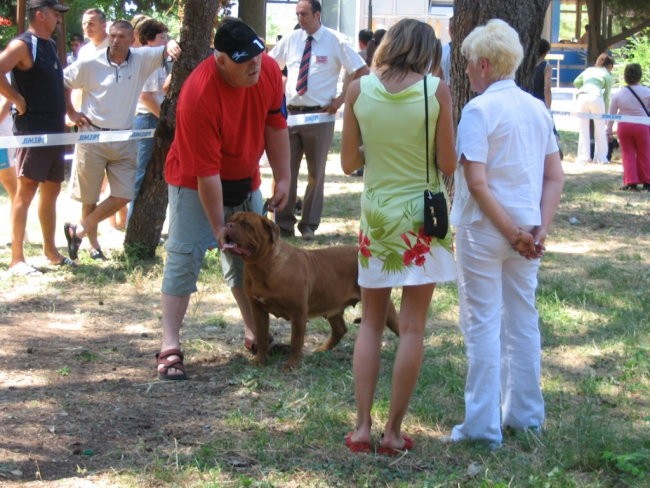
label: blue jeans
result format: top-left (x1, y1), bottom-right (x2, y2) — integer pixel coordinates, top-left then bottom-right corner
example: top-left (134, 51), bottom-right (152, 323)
top-left (129, 112), bottom-right (158, 219)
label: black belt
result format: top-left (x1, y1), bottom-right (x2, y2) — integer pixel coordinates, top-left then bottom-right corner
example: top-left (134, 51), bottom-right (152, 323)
top-left (88, 121), bottom-right (127, 131)
top-left (287, 105), bottom-right (323, 113)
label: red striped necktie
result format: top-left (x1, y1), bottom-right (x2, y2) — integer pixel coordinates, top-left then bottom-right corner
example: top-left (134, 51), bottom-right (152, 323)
top-left (296, 35), bottom-right (313, 95)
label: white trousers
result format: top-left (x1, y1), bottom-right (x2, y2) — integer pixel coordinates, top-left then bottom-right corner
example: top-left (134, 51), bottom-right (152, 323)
top-left (451, 219), bottom-right (544, 444)
top-left (576, 93), bottom-right (608, 163)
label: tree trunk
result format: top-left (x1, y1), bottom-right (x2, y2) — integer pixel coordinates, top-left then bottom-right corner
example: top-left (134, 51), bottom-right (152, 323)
top-left (586, 0), bottom-right (605, 64)
top-left (124, 0), bottom-right (219, 258)
top-left (238, 0), bottom-right (267, 39)
top-left (451, 0), bottom-right (551, 126)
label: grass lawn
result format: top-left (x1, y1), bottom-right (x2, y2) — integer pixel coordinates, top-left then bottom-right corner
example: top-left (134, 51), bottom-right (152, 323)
top-left (0, 129), bottom-right (648, 487)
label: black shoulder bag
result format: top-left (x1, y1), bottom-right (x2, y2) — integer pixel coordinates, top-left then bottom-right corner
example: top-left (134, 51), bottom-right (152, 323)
top-left (423, 76), bottom-right (449, 239)
top-left (626, 85), bottom-right (650, 116)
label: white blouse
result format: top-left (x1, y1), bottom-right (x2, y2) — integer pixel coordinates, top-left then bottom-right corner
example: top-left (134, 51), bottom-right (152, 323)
top-left (451, 79), bottom-right (559, 227)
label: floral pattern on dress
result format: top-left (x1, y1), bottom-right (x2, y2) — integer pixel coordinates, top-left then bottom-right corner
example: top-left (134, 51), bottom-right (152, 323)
top-left (359, 187), bottom-right (452, 274)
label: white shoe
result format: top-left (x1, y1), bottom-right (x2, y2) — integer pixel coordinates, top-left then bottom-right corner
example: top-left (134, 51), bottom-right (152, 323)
top-left (442, 432), bottom-right (502, 451)
top-left (8, 262), bottom-right (42, 276)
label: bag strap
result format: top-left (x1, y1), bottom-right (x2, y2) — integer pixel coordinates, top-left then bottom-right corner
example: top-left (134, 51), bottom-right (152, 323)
top-left (424, 75), bottom-right (430, 184)
top-left (626, 85), bottom-right (650, 116)
top-left (423, 75), bottom-right (440, 186)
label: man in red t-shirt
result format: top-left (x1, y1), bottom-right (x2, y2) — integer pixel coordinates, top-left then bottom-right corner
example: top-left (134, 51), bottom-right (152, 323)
top-left (157, 19), bottom-right (290, 380)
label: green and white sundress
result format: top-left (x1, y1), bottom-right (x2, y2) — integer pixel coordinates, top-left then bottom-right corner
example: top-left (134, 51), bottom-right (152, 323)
top-left (353, 73), bottom-right (456, 288)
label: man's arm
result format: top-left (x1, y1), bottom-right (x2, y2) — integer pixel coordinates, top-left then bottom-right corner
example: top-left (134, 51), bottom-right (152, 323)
top-left (0, 39), bottom-right (30, 115)
top-left (327, 64), bottom-right (369, 115)
top-left (264, 125), bottom-right (290, 212)
top-left (197, 174), bottom-right (227, 248)
top-left (268, 39), bottom-right (286, 69)
top-left (163, 39), bottom-right (181, 61)
top-left (0, 93), bottom-right (11, 123)
top-left (62, 62), bottom-right (89, 127)
top-left (64, 87), bottom-right (89, 127)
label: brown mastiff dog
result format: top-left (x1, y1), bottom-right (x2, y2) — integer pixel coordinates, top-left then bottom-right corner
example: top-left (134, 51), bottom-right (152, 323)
top-left (223, 212), bottom-right (399, 370)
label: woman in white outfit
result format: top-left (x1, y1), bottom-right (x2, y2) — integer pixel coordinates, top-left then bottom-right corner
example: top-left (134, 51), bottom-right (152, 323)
top-left (447, 19), bottom-right (565, 447)
top-left (573, 53), bottom-right (614, 164)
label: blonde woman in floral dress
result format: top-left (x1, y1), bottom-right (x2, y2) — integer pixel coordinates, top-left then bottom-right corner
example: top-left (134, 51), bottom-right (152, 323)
top-left (341, 18), bottom-right (456, 454)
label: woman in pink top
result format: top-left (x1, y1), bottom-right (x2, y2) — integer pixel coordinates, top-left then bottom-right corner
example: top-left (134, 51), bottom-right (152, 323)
top-left (607, 63), bottom-right (650, 191)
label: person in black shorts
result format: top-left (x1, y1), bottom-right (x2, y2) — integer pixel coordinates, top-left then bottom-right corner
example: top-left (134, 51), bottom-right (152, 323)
top-left (0, 0), bottom-right (74, 275)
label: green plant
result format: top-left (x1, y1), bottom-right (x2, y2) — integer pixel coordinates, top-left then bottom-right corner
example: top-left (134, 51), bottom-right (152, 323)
top-left (0, 20), bottom-right (16, 49)
top-left (603, 449), bottom-right (649, 479)
top-left (56, 366), bottom-right (71, 376)
top-left (612, 29), bottom-right (650, 85)
top-left (76, 350), bottom-right (100, 362)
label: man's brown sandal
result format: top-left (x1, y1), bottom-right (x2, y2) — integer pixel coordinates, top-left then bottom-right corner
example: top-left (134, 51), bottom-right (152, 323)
top-left (156, 348), bottom-right (187, 381)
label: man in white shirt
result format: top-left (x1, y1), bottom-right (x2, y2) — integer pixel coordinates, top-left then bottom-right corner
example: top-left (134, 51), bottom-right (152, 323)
top-left (69, 9), bottom-right (107, 118)
top-left (62, 20), bottom-right (181, 261)
top-left (269, 0), bottom-right (368, 240)
top-left (78, 8), bottom-right (108, 60)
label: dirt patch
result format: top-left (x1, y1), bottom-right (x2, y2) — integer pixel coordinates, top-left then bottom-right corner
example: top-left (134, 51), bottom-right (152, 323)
top-left (0, 275), bottom-right (216, 482)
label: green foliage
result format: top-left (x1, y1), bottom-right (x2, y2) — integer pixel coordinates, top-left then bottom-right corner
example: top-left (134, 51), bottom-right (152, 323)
top-left (56, 366), bottom-right (71, 376)
top-left (611, 29), bottom-right (650, 85)
top-left (123, 241), bottom-right (154, 261)
top-left (75, 350), bottom-right (100, 362)
top-left (602, 449), bottom-right (650, 479)
top-left (0, 0), bottom-right (15, 47)
top-left (0, 23), bottom-right (16, 49)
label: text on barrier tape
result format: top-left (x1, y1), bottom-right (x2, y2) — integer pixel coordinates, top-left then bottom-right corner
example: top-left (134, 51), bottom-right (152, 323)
top-left (2, 110), bottom-right (644, 149)
top-left (287, 112), bottom-right (336, 127)
top-left (0, 128), bottom-right (155, 149)
top-left (551, 110), bottom-right (650, 125)
top-left (0, 113), bottom-right (337, 149)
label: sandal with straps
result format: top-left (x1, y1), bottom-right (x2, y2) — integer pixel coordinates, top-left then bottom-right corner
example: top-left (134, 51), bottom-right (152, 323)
top-left (63, 223), bottom-right (83, 260)
top-left (156, 348), bottom-right (187, 381)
